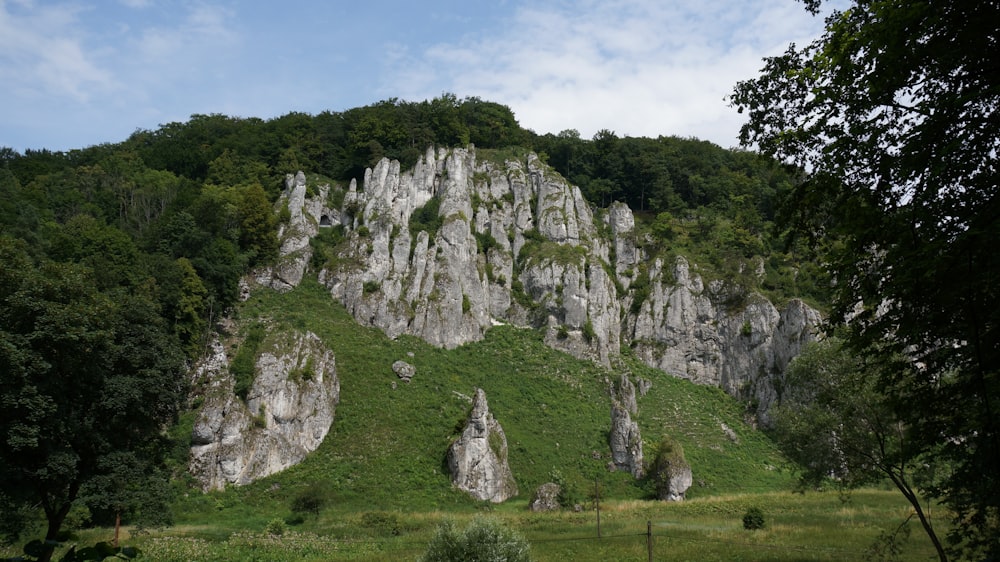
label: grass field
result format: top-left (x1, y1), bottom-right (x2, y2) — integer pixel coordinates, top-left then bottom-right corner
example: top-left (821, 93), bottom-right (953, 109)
top-left (8, 490), bottom-right (944, 561)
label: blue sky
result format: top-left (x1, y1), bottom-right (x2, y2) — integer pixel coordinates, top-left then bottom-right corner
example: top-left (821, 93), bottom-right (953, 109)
top-left (1, 0), bottom-right (834, 152)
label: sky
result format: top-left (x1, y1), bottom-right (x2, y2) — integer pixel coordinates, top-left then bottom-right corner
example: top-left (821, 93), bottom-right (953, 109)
top-left (0, 0), bottom-right (836, 153)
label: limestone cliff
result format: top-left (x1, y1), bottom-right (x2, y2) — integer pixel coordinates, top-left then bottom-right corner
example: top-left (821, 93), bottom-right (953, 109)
top-left (189, 330), bottom-right (339, 491)
top-left (269, 146), bottom-right (819, 419)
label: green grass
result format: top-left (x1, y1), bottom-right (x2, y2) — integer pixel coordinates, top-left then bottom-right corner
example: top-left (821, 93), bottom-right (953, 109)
top-left (209, 276), bottom-right (795, 515)
top-left (11, 490), bottom-right (944, 561)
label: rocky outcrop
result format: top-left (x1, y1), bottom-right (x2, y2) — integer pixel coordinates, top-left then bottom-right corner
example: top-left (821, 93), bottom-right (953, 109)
top-left (609, 377), bottom-right (644, 478)
top-left (272, 145), bottom-right (819, 420)
top-left (189, 331), bottom-right (339, 491)
top-left (530, 483), bottom-right (562, 512)
top-left (447, 388), bottom-right (517, 502)
top-left (609, 403), bottom-right (643, 478)
top-left (654, 459), bottom-right (693, 502)
top-left (253, 171), bottom-right (338, 293)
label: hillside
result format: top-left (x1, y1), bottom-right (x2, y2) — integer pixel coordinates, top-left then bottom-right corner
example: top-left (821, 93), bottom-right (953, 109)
top-left (178, 144), bottom-right (810, 508)
top-left (172, 274), bottom-right (794, 517)
top-left (1, 99), bottom-right (829, 559)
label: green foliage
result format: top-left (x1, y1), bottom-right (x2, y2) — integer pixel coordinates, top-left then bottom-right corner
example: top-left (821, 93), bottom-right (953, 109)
top-left (264, 518), bottom-right (286, 536)
top-left (290, 483), bottom-right (327, 517)
top-left (629, 266), bottom-right (651, 314)
top-left (409, 196), bottom-right (442, 240)
top-left (772, 338), bottom-right (945, 556)
top-left (231, 323), bottom-right (266, 402)
top-left (6, 539), bottom-right (140, 562)
top-left (420, 517), bottom-right (531, 562)
top-left (362, 280), bottom-right (380, 295)
top-left (359, 512), bottom-right (401, 537)
top-left (174, 257), bottom-right (208, 356)
top-left (474, 230), bottom-right (499, 255)
top-left (742, 507), bottom-right (765, 530)
top-left (238, 183), bottom-right (279, 266)
top-left (0, 237), bottom-right (186, 560)
top-left (734, 2), bottom-right (999, 557)
top-left (308, 224), bottom-right (345, 271)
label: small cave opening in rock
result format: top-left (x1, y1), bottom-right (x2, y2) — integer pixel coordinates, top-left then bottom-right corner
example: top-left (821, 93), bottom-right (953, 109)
top-left (319, 214), bottom-right (332, 227)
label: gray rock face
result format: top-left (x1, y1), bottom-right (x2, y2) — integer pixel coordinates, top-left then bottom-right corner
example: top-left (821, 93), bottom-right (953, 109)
top-left (277, 146), bottom-right (820, 420)
top-left (656, 460), bottom-right (693, 502)
top-left (253, 171), bottom-right (338, 293)
top-left (189, 331), bottom-right (339, 491)
top-left (608, 375), bottom-right (645, 479)
top-left (530, 482), bottom-right (562, 512)
top-left (447, 388), bottom-right (517, 502)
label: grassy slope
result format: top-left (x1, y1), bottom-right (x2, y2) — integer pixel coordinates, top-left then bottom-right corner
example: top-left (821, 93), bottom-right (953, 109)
top-left (5, 276), bottom-right (944, 561)
top-left (172, 276), bottom-right (794, 529)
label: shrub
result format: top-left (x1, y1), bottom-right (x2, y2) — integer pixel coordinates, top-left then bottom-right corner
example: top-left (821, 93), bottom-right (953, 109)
top-left (290, 483), bottom-right (327, 517)
top-left (743, 507), bottom-right (765, 530)
top-left (420, 517), bottom-right (531, 562)
top-left (582, 319), bottom-right (596, 343)
top-left (360, 511), bottom-right (401, 536)
top-left (265, 518), bottom-right (287, 536)
top-left (231, 323), bottom-right (266, 402)
top-left (363, 280), bottom-right (380, 294)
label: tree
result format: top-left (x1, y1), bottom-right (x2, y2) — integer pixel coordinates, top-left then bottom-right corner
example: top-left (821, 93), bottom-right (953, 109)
top-left (732, 2), bottom-right (999, 558)
top-left (0, 237), bottom-right (186, 562)
top-left (773, 338), bottom-right (946, 560)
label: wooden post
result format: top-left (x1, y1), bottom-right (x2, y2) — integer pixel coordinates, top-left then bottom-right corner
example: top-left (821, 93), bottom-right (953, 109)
top-left (595, 478), bottom-right (601, 539)
top-left (113, 510), bottom-right (121, 548)
top-left (647, 520), bottom-right (653, 562)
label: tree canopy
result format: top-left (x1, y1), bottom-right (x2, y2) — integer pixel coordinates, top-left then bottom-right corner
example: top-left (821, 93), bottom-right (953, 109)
top-left (732, 1), bottom-right (999, 558)
top-left (0, 237), bottom-right (186, 562)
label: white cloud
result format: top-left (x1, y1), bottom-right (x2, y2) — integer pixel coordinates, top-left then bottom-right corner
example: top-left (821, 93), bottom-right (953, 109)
top-left (0, 2), bottom-right (116, 102)
top-left (393, 0), bottom-right (831, 147)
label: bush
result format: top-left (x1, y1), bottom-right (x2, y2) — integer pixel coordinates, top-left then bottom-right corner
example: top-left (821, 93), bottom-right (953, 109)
top-left (360, 511), bottom-right (401, 536)
top-left (420, 517), bottom-right (532, 562)
top-left (290, 482), bottom-right (327, 517)
top-left (743, 507), bottom-right (765, 530)
top-left (265, 518), bottom-right (287, 536)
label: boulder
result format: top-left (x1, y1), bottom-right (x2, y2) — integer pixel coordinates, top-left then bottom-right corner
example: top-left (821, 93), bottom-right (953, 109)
top-left (530, 482), bottom-right (562, 512)
top-left (447, 388), bottom-right (517, 502)
top-left (392, 360), bottom-right (415, 382)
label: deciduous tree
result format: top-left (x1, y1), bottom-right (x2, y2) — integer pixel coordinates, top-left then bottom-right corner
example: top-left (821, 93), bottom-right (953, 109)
top-left (0, 237), bottom-right (186, 562)
top-left (732, 1), bottom-right (999, 558)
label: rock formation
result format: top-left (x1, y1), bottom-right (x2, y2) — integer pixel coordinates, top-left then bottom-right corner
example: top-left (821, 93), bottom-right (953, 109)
top-left (529, 483), bottom-right (562, 512)
top-left (447, 388), bottom-right (517, 502)
top-left (655, 460), bottom-right (693, 502)
top-left (609, 377), bottom-right (644, 478)
top-left (189, 330), bottom-right (339, 491)
top-left (392, 360), bottom-right (415, 382)
top-left (265, 146), bottom-right (820, 420)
